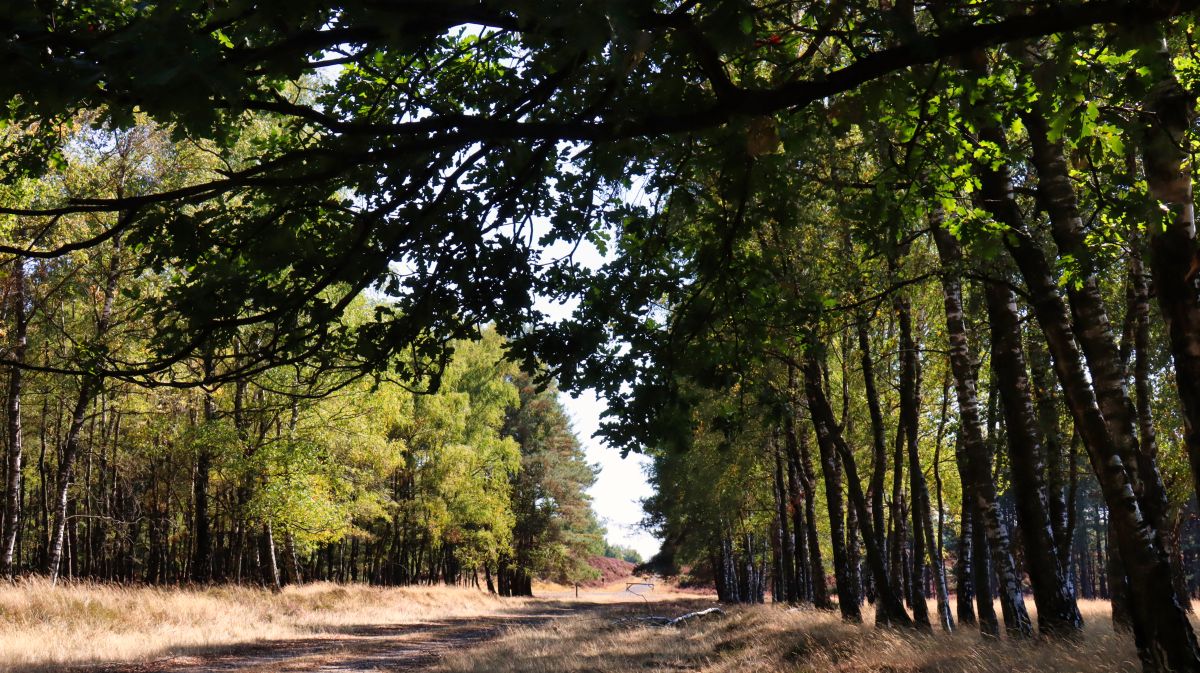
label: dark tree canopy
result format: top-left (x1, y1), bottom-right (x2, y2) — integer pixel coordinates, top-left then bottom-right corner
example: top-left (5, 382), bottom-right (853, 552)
top-left (0, 0), bottom-right (1193, 388)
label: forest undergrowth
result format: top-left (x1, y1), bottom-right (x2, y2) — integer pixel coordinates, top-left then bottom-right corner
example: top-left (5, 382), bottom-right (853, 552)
top-left (440, 599), bottom-right (1152, 673)
top-left (0, 579), bottom-right (528, 671)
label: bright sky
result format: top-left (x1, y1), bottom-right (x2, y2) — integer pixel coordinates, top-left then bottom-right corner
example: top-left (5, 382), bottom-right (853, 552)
top-left (534, 229), bottom-right (662, 562)
top-left (561, 389), bottom-right (660, 561)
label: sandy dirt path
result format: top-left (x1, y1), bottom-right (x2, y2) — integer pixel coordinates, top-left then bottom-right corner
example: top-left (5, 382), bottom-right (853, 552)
top-left (84, 605), bottom-right (586, 673)
top-left (56, 586), bottom-right (694, 673)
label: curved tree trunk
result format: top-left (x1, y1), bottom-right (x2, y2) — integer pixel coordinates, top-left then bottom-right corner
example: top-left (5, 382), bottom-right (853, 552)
top-left (47, 236), bottom-right (122, 584)
top-left (966, 84), bottom-right (1196, 664)
top-left (857, 317), bottom-right (890, 563)
top-left (1131, 30), bottom-right (1200, 532)
top-left (47, 379), bottom-right (97, 584)
top-left (932, 224), bottom-right (1032, 638)
top-left (896, 293), bottom-right (933, 631)
top-left (1019, 63), bottom-right (1171, 542)
top-left (982, 277), bottom-right (1084, 636)
top-left (987, 41), bottom-right (1200, 665)
top-left (802, 343), bottom-right (912, 628)
top-left (802, 350), bottom-right (860, 623)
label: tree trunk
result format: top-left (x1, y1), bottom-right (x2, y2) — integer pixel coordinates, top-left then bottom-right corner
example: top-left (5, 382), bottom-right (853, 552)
top-left (1132, 30), bottom-right (1200, 531)
top-left (787, 449), bottom-right (811, 602)
top-left (802, 352), bottom-right (860, 622)
top-left (283, 532), bottom-right (302, 585)
top-left (983, 277), bottom-right (1084, 636)
top-left (959, 55), bottom-right (1088, 635)
top-left (932, 224), bottom-right (1032, 638)
top-left (802, 343), bottom-right (912, 628)
top-left (192, 363), bottom-right (216, 583)
top-left (1027, 335), bottom-right (1072, 556)
top-left (261, 524), bottom-right (281, 592)
top-left (1020, 64), bottom-right (1171, 543)
top-left (857, 317), bottom-right (890, 560)
top-left (2, 258), bottom-right (27, 579)
top-left (846, 498), bottom-right (863, 608)
top-left (773, 442), bottom-right (795, 602)
top-left (966, 60), bottom-right (1197, 660)
top-left (954, 435), bottom-right (978, 628)
top-left (971, 502), bottom-right (1001, 638)
top-left (927, 380), bottom-right (954, 632)
top-left (47, 379), bottom-right (97, 583)
top-left (48, 234), bottom-right (123, 584)
top-left (1130, 228), bottom-right (1192, 614)
top-left (1109, 523), bottom-right (1135, 632)
top-left (784, 370), bottom-right (832, 610)
top-left (895, 293), bottom-right (932, 631)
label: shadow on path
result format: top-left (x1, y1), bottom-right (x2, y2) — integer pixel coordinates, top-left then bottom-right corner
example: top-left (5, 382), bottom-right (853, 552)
top-left (62, 603), bottom-right (598, 673)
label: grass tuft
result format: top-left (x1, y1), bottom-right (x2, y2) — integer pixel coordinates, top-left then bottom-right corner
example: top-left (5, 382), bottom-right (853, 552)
top-left (438, 598), bottom-right (1147, 673)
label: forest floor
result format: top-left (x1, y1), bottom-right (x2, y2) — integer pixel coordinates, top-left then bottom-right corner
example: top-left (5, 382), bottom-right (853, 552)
top-left (0, 577), bottom-right (685, 673)
top-left (0, 580), bottom-right (1153, 673)
top-left (439, 597), bottom-right (1147, 673)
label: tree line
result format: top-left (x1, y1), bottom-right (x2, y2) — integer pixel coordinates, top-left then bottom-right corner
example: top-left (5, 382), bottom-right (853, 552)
top-left (600, 12), bottom-right (1200, 673)
top-left (0, 122), bottom-right (604, 590)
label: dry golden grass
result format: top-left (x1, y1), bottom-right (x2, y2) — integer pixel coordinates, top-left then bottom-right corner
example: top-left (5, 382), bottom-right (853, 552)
top-left (0, 579), bottom-right (1155, 673)
top-left (438, 598), bottom-right (1145, 673)
top-left (0, 578), bottom-right (528, 671)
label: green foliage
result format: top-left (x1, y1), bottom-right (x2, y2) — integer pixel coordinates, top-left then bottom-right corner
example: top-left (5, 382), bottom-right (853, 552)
top-left (602, 542), bottom-right (643, 565)
top-left (504, 372), bottom-right (604, 585)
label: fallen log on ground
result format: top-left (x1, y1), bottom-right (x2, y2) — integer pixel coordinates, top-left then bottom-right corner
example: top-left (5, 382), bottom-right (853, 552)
top-left (617, 607), bottom-right (725, 628)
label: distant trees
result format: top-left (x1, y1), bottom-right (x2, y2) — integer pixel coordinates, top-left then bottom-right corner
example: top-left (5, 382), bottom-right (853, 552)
top-left (499, 373), bottom-right (603, 596)
top-left (0, 121), bottom-right (599, 586)
top-left (0, 291), bottom-right (599, 588)
top-left (602, 543), bottom-right (643, 565)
